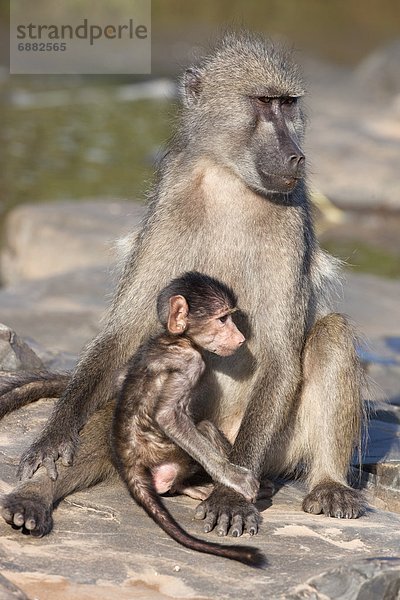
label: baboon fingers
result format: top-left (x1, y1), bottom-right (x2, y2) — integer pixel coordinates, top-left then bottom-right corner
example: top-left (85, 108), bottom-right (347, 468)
top-left (1, 492), bottom-right (53, 537)
top-left (194, 488), bottom-right (261, 537)
top-left (42, 457), bottom-right (58, 481)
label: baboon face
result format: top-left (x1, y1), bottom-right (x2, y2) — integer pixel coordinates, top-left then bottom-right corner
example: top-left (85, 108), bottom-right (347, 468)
top-left (182, 33), bottom-right (306, 196)
top-left (166, 293), bottom-right (245, 357)
top-left (188, 311), bottom-right (245, 357)
top-left (248, 95), bottom-right (305, 194)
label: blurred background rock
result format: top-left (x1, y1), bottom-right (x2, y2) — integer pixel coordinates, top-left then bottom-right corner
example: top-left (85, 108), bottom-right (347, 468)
top-left (0, 0), bottom-right (400, 279)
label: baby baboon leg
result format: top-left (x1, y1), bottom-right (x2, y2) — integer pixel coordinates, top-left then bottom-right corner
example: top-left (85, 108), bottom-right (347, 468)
top-left (258, 477), bottom-right (275, 499)
top-left (291, 313), bottom-right (365, 517)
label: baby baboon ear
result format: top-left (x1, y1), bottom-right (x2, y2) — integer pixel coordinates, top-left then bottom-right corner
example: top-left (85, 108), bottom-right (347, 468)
top-left (167, 295), bottom-right (189, 334)
top-left (183, 68), bottom-right (203, 107)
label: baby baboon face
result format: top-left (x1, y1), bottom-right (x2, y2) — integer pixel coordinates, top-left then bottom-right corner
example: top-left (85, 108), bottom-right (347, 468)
top-left (160, 272), bottom-right (245, 357)
top-left (188, 310), bottom-right (245, 357)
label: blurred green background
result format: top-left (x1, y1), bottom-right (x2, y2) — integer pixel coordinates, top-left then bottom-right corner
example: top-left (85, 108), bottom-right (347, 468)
top-left (1, 0), bottom-right (399, 276)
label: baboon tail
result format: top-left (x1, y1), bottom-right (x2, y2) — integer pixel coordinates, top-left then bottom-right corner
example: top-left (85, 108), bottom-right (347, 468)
top-left (132, 472), bottom-right (266, 568)
top-left (0, 371), bottom-right (70, 419)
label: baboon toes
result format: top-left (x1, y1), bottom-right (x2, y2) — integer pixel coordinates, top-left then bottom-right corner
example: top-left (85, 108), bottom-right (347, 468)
top-left (302, 481), bottom-right (366, 519)
top-left (1, 492), bottom-right (53, 536)
top-left (195, 488), bottom-right (262, 537)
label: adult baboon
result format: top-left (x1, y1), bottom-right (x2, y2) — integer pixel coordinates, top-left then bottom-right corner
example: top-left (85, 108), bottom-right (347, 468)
top-left (1, 32), bottom-right (364, 538)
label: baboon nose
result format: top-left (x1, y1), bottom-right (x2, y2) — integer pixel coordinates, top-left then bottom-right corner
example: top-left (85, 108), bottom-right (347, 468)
top-left (289, 153), bottom-right (305, 174)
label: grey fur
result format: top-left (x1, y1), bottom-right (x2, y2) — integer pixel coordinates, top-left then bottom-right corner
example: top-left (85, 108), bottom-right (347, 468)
top-left (1, 31), bottom-right (365, 538)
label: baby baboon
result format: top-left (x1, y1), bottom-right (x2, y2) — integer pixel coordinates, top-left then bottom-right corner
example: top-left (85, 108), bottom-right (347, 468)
top-left (112, 271), bottom-right (264, 566)
top-left (1, 31), bottom-right (364, 540)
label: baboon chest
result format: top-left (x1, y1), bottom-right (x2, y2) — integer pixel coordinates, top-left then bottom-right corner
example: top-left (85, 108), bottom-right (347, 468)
top-left (201, 188), bottom-right (309, 342)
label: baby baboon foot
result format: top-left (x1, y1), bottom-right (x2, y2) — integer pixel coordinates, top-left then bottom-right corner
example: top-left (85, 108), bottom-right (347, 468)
top-left (1, 492), bottom-right (53, 536)
top-left (302, 481), bottom-right (365, 519)
top-left (195, 487), bottom-right (261, 537)
top-left (177, 482), bottom-right (214, 500)
top-left (258, 478), bottom-right (275, 499)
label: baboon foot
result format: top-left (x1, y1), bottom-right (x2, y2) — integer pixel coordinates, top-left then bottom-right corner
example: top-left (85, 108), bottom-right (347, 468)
top-left (177, 482), bottom-right (214, 500)
top-left (302, 481), bottom-right (366, 519)
top-left (195, 487), bottom-right (261, 537)
top-left (1, 492), bottom-right (53, 536)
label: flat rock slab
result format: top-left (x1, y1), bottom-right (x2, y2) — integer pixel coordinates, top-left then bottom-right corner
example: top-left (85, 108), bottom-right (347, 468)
top-left (0, 266), bottom-right (112, 355)
top-left (0, 401), bottom-right (400, 600)
top-left (0, 200), bottom-right (145, 285)
top-left (0, 264), bottom-right (399, 362)
top-left (287, 557), bottom-right (400, 599)
top-left (1, 200), bottom-right (400, 354)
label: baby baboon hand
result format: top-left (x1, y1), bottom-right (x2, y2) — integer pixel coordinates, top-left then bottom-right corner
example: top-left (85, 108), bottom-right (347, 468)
top-left (17, 433), bottom-right (78, 481)
top-left (224, 464), bottom-right (259, 502)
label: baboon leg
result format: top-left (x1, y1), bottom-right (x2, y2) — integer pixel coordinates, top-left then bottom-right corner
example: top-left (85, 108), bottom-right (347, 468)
top-left (285, 313), bottom-right (365, 518)
top-left (174, 420), bottom-right (231, 500)
top-left (1, 406), bottom-right (116, 536)
top-left (177, 483), bottom-right (215, 501)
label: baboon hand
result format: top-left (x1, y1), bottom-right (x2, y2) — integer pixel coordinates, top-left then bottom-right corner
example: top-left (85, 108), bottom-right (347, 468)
top-left (1, 491), bottom-right (53, 537)
top-left (195, 486), bottom-right (261, 537)
top-left (223, 464), bottom-right (259, 502)
top-left (17, 433), bottom-right (78, 481)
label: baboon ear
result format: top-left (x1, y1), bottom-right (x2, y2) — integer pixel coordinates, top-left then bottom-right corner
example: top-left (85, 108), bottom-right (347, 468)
top-left (167, 295), bottom-right (189, 334)
top-left (183, 68), bottom-right (203, 107)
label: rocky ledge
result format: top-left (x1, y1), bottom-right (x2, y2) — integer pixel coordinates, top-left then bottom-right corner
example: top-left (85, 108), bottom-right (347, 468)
top-left (0, 200), bottom-right (399, 599)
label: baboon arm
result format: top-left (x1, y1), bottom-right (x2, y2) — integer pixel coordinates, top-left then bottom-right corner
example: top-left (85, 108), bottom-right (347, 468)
top-left (155, 374), bottom-right (228, 480)
top-left (155, 374), bottom-right (259, 500)
top-left (17, 331), bottom-right (122, 481)
top-left (229, 363), bottom-right (300, 477)
top-left (158, 410), bottom-right (228, 481)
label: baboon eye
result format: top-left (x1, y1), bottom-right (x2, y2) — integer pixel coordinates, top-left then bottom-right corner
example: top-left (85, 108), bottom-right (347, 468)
top-left (218, 315), bottom-right (229, 324)
top-left (257, 96), bottom-right (271, 104)
top-left (281, 97), bottom-right (297, 105)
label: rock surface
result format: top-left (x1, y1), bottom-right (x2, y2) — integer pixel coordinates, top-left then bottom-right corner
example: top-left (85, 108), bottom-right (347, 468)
top-left (0, 573), bottom-right (30, 600)
top-left (0, 200), bottom-right (144, 285)
top-left (0, 323), bottom-right (43, 371)
top-left (0, 200), bottom-right (399, 598)
top-left (0, 398), bottom-right (400, 600)
top-left (287, 558), bottom-right (400, 600)
top-left (303, 53), bottom-right (400, 212)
